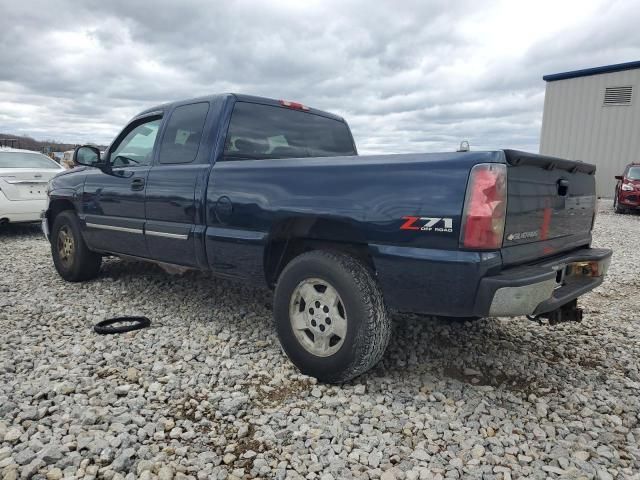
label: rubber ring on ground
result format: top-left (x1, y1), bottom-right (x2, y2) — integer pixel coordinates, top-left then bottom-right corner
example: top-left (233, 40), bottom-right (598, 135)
top-left (94, 316), bottom-right (151, 335)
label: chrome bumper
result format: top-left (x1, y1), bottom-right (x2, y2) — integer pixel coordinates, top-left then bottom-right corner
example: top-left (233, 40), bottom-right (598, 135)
top-left (489, 277), bottom-right (558, 316)
top-left (475, 248), bottom-right (613, 317)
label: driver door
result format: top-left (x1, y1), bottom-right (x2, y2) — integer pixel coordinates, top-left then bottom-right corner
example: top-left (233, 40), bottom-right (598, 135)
top-left (82, 114), bottom-right (162, 258)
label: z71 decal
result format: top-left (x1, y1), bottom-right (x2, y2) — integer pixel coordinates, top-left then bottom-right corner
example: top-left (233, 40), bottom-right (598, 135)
top-left (401, 216), bottom-right (454, 233)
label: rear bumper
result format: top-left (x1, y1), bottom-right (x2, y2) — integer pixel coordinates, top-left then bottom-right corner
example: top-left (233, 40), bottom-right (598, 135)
top-left (371, 244), bottom-right (612, 318)
top-left (0, 193), bottom-right (46, 223)
top-left (474, 248), bottom-right (612, 316)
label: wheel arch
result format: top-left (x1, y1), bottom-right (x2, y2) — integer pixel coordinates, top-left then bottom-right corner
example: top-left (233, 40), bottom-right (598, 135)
top-left (47, 197), bottom-right (76, 239)
top-left (263, 216), bottom-right (375, 287)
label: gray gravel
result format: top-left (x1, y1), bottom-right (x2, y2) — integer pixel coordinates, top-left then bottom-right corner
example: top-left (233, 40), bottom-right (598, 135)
top-left (0, 200), bottom-right (639, 480)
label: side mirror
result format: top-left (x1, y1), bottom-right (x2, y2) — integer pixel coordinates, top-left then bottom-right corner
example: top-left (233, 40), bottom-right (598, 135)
top-left (615, 175), bottom-right (623, 181)
top-left (74, 145), bottom-right (102, 167)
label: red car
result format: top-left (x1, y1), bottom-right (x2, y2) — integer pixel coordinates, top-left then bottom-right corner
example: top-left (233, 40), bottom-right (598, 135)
top-left (614, 163), bottom-right (640, 213)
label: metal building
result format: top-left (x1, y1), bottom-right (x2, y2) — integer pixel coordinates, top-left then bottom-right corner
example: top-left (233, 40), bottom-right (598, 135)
top-left (539, 61), bottom-right (640, 197)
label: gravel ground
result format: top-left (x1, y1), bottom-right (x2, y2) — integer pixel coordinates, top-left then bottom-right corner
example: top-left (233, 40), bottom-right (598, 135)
top-left (1, 200), bottom-right (639, 480)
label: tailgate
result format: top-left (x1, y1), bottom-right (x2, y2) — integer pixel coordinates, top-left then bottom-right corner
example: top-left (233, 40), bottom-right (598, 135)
top-left (502, 150), bottom-right (596, 266)
top-left (0, 169), bottom-right (56, 201)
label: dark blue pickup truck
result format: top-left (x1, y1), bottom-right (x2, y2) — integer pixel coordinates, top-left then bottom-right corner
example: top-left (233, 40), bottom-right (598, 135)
top-left (43, 93), bottom-right (612, 382)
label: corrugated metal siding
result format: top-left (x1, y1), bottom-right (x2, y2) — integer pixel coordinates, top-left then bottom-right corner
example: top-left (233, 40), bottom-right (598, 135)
top-left (540, 69), bottom-right (640, 197)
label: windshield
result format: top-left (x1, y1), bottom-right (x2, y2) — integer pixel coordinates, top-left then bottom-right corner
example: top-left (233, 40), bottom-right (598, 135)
top-left (0, 151), bottom-right (61, 169)
top-left (627, 166), bottom-right (640, 180)
top-left (224, 102), bottom-right (356, 160)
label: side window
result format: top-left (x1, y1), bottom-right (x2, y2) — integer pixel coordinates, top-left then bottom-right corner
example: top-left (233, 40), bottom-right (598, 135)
top-left (110, 118), bottom-right (162, 167)
top-left (158, 102), bottom-right (210, 164)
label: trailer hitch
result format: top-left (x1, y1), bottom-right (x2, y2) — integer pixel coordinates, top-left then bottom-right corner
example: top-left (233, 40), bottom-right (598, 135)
top-left (528, 299), bottom-right (583, 326)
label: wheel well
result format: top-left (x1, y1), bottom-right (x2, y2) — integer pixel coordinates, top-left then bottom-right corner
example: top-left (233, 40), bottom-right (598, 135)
top-left (47, 199), bottom-right (75, 227)
top-left (264, 217), bottom-right (375, 287)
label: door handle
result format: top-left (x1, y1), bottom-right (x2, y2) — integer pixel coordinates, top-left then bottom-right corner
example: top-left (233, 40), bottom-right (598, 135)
top-left (131, 178), bottom-right (145, 191)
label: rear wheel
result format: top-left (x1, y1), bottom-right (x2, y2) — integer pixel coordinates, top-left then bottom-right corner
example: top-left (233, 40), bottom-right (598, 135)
top-left (51, 211), bottom-right (102, 282)
top-left (273, 250), bottom-right (391, 383)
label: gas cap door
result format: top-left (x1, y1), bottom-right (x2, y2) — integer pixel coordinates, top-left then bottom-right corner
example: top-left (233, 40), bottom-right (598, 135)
top-left (214, 196), bottom-right (233, 224)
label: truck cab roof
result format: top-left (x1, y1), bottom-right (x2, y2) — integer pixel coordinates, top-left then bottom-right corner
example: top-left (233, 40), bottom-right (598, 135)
top-left (136, 93), bottom-right (345, 122)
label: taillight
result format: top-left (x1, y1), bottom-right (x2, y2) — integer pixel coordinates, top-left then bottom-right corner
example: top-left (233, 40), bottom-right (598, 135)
top-left (279, 99), bottom-right (309, 111)
top-left (460, 163), bottom-right (507, 250)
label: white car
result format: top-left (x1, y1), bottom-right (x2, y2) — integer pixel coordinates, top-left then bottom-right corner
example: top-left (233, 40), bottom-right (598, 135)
top-left (0, 148), bottom-right (65, 225)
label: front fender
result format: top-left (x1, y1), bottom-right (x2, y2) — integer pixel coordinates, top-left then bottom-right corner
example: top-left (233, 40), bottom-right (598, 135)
top-left (46, 188), bottom-right (78, 213)
top-left (45, 188), bottom-right (81, 237)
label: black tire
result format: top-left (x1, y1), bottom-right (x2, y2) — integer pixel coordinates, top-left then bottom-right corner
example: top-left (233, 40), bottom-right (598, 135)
top-left (94, 316), bottom-right (151, 334)
top-left (614, 193), bottom-right (627, 214)
top-left (273, 250), bottom-right (391, 383)
top-left (51, 210), bottom-right (102, 282)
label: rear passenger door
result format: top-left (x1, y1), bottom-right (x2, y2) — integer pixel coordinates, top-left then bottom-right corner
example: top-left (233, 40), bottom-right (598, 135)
top-left (144, 102), bottom-right (211, 267)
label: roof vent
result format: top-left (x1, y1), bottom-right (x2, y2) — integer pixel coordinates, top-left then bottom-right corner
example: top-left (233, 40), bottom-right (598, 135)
top-left (604, 86), bottom-right (632, 106)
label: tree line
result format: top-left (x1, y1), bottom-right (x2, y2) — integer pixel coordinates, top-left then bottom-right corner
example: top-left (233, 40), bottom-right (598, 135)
top-left (0, 133), bottom-right (106, 152)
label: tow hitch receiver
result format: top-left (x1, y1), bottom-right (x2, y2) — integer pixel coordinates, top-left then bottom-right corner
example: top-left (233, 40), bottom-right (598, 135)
top-left (530, 299), bottom-right (583, 325)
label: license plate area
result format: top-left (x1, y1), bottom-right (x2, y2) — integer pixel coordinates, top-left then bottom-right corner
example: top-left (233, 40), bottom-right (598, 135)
top-left (16, 183), bottom-right (47, 198)
top-left (554, 258), bottom-right (610, 289)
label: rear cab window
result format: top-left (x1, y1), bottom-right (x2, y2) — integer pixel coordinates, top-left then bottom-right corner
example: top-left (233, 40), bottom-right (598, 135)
top-left (158, 102), bottom-right (210, 164)
top-left (223, 102), bottom-right (356, 161)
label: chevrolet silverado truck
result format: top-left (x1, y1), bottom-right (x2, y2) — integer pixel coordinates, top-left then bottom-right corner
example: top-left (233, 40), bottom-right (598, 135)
top-left (43, 94), bottom-right (612, 382)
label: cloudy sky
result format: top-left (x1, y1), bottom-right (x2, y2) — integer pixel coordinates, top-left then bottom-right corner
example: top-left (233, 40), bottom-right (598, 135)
top-left (1, 0), bottom-right (639, 153)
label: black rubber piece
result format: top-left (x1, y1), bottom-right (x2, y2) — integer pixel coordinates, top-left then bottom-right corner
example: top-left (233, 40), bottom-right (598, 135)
top-left (94, 316), bottom-right (151, 335)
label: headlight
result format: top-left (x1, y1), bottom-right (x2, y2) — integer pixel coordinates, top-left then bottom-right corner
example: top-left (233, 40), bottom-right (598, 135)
top-left (621, 183), bottom-right (634, 191)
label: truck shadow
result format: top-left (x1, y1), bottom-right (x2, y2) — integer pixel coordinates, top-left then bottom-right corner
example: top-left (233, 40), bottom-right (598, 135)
top-left (0, 223), bottom-right (42, 238)
top-left (375, 311), bottom-right (614, 398)
top-left (97, 258), bottom-right (612, 399)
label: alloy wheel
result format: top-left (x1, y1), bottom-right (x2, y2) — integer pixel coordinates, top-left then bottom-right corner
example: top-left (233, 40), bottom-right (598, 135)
top-left (57, 225), bottom-right (75, 268)
top-left (289, 278), bottom-right (348, 357)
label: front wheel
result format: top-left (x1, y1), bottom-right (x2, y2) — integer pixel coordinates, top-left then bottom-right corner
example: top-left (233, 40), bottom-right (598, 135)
top-left (273, 250), bottom-right (391, 383)
top-left (614, 193), bottom-right (627, 214)
top-left (51, 211), bottom-right (102, 282)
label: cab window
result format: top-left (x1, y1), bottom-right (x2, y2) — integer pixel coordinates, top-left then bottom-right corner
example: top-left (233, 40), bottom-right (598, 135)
top-left (158, 102), bottom-right (210, 164)
top-left (110, 118), bottom-right (162, 167)
top-left (223, 102), bottom-right (356, 161)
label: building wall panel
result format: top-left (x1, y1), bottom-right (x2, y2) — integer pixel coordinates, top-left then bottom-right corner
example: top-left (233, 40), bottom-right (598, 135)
top-left (540, 69), bottom-right (640, 197)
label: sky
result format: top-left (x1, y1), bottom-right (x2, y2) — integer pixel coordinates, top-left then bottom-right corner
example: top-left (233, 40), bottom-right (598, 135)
top-left (1, 0), bottom-right (639, 154)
